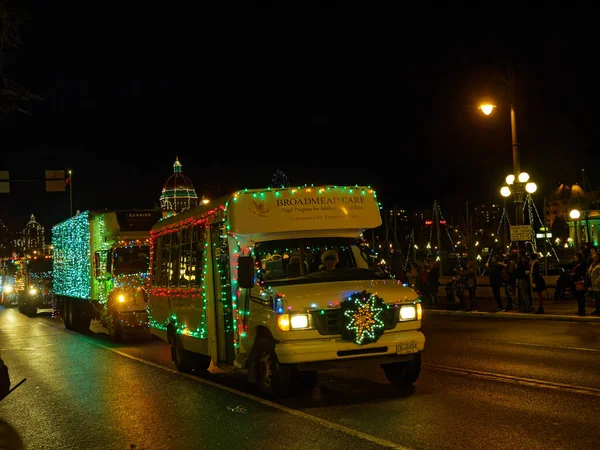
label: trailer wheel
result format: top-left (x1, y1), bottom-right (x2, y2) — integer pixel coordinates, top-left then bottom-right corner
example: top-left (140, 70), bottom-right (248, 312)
top-left (109, 313), bottom-right (124, 343)
top-left (63, 298), bottom-right (74, 330)
top-left (25, 302), bottom-right (37, 318)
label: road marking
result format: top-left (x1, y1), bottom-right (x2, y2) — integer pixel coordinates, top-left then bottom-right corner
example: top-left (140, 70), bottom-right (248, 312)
top-left (84, 339), bottom-right (410, 450)
top-left (424, 363), bottom-right (600, 397)
top-left (507, 341), bottom-right (600, 353)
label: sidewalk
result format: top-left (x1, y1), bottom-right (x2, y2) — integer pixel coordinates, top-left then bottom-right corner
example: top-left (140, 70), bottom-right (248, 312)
top-left (425, 291), bottom-right (600, 322)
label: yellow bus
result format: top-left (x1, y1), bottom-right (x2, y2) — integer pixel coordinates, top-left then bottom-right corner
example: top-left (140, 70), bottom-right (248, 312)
top-left (148, 185), bottom-right (424, 396)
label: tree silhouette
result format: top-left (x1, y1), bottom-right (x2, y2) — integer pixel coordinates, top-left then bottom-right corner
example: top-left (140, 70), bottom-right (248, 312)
top-left (551, 216), bottom-right (570, 242)
top-left (270, 169), bottom-right (290, 188)
top-left (0, 1), bottom-right (42, 117)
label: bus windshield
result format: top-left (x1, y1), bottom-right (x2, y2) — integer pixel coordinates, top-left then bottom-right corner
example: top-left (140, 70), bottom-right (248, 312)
top-left (254, 237), bottom-right (388, 287)
top-left (113, 246), bottom-right (150, 275)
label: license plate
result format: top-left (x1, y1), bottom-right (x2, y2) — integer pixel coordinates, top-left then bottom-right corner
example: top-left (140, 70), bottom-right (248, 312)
top-left (396, 341), bottom-right (418, 355)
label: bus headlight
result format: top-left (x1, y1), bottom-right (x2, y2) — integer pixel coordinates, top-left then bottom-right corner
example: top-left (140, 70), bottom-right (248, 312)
top-left (28, 287), bottom-right (38, 296)
top-left (3, 285), bottom-right (13, 294)
top-left (290, 314), bottom-right (310, 330)
top-left (400, 304), bottom-right (417, 321)
top-left (277, 313), bottom-right (311, 331)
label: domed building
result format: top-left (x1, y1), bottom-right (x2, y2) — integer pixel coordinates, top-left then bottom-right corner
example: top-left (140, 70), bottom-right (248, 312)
top-left (14, 214), bottom-right (48, 256)
top-left (548, 182), bottom-right (600, 247)
top-left (159, 157), bottom-right (199, 218)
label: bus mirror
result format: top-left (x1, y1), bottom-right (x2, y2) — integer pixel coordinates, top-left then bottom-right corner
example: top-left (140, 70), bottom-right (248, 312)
top-left (238, 256), bottom-right (255, 288)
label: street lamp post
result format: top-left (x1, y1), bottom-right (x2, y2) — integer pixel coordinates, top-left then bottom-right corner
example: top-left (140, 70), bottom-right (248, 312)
top-left (570, 209), bottom-right (581, 250)
top-left (479, 61), bottom-right (527, 225)
top-left (500, 173), bottom-right (537, 235)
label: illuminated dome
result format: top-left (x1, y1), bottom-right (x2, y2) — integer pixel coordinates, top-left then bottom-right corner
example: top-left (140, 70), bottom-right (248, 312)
top-left (570, 183), bottom-right (584, 200)
top-left (159, 157), bottom-right (199, 217)
top-left (553, 183), bottom-right (569, 201)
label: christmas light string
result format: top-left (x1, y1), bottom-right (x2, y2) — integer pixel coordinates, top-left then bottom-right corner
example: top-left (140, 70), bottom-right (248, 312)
top-left (481, 209), bottom-right (506, 275)
top-left (527, 195), bottom-right (538, 253)
top-left (404, 231), bottom-right (413, 270)
top-left (426, 202), bottom-right (435, 258)
top-left (527, 194), bottom-right (563, 267)
top-left (436, 203), bottom-right (463, 270)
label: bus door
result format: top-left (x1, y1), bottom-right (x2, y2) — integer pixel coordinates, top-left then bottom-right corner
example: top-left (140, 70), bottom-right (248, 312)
top-left (210, 223), bottom-right (234, 365)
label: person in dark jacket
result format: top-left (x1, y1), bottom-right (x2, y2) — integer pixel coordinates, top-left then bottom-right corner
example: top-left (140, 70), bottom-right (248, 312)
top-left (456, 259), bottom-right (478, 311)
top-left (570, 251), bottom-right (588, 316)
top-left (529, 253), bottom-right (547, 314)
top-left (486, 254), bottom-right (507, 312)
top-left (516, 250), bottom-right (532, 312)
top-left (390, 249), bottom-right (409, 284)
top-left (502, 253), bottom-right (517, 310)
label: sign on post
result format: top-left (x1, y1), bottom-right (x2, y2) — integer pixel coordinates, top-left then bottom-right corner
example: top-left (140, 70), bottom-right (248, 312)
top-left (45, 170), bottom-right (66, 192)
top-left (510, 225), bottom-right (533, 242)
top-left (0, 171), bottom-right (8, 194)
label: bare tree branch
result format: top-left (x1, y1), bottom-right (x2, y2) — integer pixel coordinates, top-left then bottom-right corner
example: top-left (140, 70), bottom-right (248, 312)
top-left (0, 1), bottom-right (41, 117)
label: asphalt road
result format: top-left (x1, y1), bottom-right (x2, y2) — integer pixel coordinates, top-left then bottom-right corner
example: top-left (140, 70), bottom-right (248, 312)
top-left (1, 306), bottom-right (600, 450)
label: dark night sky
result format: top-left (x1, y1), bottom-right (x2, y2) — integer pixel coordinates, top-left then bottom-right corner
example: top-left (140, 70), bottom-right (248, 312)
top-left (1, 6), bottom-right (599, 231)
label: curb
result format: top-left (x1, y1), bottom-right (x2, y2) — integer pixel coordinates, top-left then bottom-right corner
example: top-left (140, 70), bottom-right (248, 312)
top-left (425, 309), bottom-right (600, 322)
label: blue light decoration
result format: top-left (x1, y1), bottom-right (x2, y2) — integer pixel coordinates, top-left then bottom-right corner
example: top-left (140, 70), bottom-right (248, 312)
top-left (52, 211), bottom-right (92, 299)
top-left (341, 290), bottom-right (386, 345)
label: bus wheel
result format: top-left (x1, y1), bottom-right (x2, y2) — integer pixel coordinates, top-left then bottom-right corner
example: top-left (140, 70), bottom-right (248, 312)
top-left (170, 334), bottom-right (206, 374)
top-left (382, 352), bottom-right (421, 388)
top-left (256, 348), bottom-right (293, 397)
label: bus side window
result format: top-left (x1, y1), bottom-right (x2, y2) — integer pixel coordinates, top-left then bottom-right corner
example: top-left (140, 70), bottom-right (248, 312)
top-left (152, 236), bottom-right (162, 286)
top-left (191, 224), bottom-right (206, 288)
top-left (160, 233), bottom-right (171, 287)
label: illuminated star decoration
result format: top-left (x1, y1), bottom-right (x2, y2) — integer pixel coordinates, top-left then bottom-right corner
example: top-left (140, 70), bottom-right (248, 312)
top-left (342, 290), bottom-right (386, 345)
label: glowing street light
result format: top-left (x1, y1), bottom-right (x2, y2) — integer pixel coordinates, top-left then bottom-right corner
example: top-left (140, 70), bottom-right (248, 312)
top-left (525, 182), bottom-right (537, 193)
top-left (570, 209), bottom-right (581, 249)
top-left (479, 104), bottom-right (496, 116)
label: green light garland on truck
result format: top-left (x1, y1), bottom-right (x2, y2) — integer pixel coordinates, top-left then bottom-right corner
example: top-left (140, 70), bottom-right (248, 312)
top-left (52, 212), bottom-right (92, 299)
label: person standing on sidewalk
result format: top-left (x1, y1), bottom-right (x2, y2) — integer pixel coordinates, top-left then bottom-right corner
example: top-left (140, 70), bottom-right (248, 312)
top-left (502, 253), bottom-right (517, 310)
top-left (529, 253), bottom-right (547, 314)
top-left (516, 250), bottom-right (533, 312)
top-left (586, 251), bottom-right (600, 316)
top-left (456, 259), bottom-right (478, 311)
top-left (570, 251), bottom-right (587, 316)
top-left (486, 254), bottom-right (506, 312)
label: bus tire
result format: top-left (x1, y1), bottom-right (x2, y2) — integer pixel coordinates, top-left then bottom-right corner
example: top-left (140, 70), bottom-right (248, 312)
top-left (382, 352), bottom-right (421, 388)
top-left (170, 334), bottom-right (210, 375)
top-left (254, 338), bottom-right (294, 397)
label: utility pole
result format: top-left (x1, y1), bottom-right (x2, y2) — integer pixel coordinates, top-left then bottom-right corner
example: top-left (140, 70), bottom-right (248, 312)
top-left (543, 197), bottom-right (548, 276)
top-left (582, 169), bottom-right (590, 243)
top-left (411, 229), bottom-right (417, 262)
top-left (508, 60), bottom-right (524, 226)
top-left (434, 200), bottom-right (443, 275)
top-left (503, 197), bottom-right (508, 251)
top-left (68, 170), bottom-right (73, 217)
top-left (465, 202), bottom-right (470, 260)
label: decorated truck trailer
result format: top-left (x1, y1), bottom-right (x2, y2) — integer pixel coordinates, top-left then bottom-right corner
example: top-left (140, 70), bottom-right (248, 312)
top-left (52, 210), bottom-right (162, 341)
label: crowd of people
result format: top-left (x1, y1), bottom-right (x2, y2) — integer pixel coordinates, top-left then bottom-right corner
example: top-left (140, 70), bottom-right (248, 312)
top-left (386, 242), bottom-right (600, 317)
